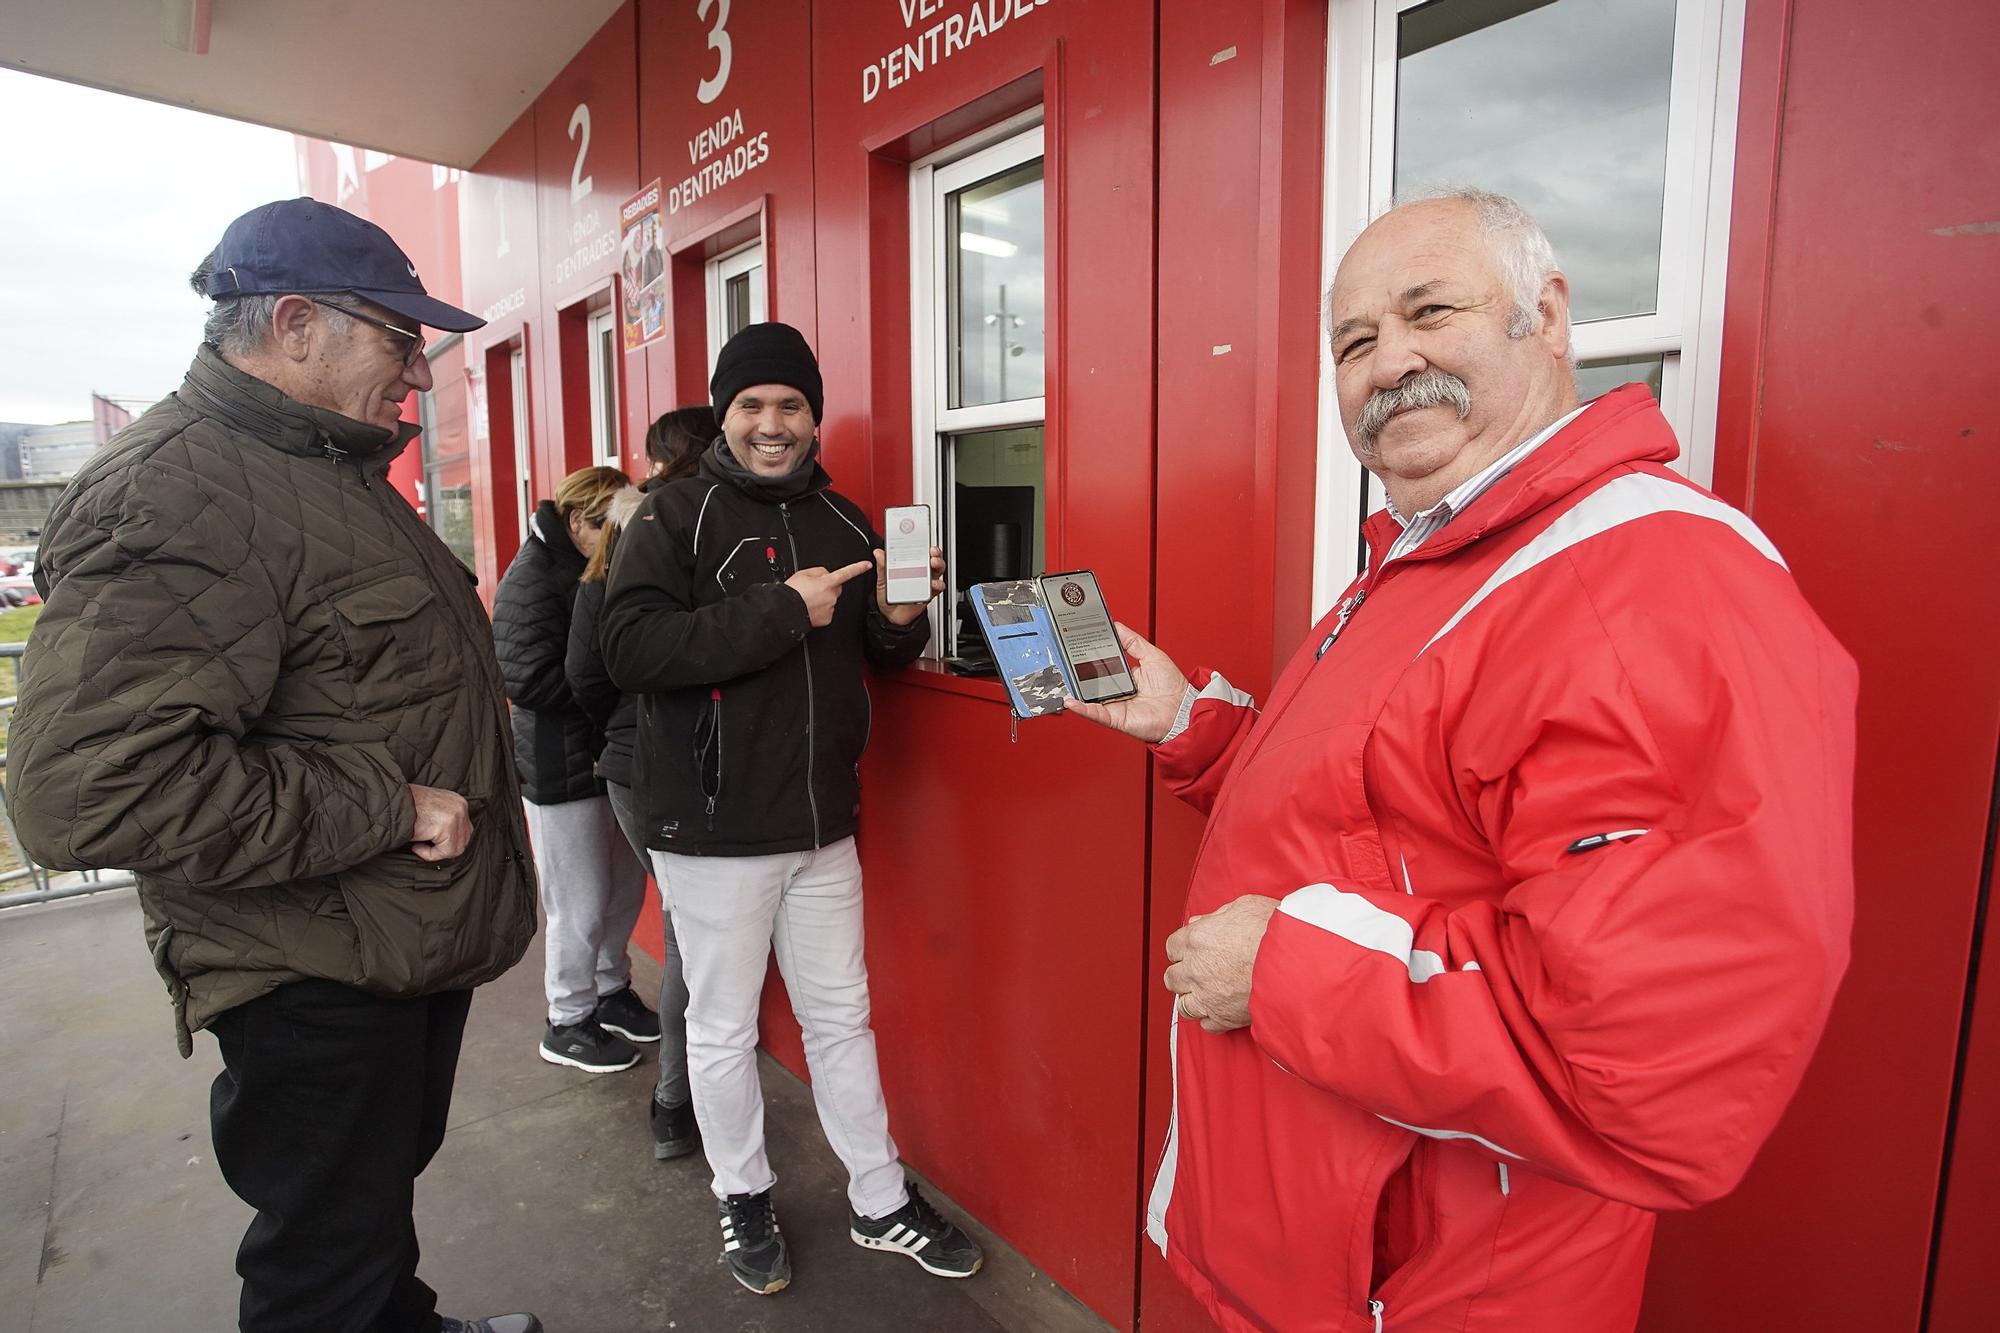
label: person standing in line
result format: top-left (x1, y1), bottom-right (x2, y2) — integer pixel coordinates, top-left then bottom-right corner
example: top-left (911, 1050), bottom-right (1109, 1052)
top-left (568, 405), bottom-right (716, 1160)
top-left (494, 465), bottom-right (661, 1073)
top-left (6, 197), bottom-right (542, 1333)
top-left (601, 324), bottom-right (983, 1297)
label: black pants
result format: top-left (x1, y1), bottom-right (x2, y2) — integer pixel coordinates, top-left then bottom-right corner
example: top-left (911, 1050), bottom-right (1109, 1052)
top-left (208, 980), bottom-right (472, 1333)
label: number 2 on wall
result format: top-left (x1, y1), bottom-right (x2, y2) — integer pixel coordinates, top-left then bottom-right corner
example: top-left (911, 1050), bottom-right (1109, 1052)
top-left (696, 0), bottom-right (732, 105)
top-left (568, 104), bottom-right (594, 203)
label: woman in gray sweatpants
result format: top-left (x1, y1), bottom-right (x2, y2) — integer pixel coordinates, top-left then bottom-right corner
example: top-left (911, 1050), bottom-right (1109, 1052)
top-left (495, 467), bottom-right (661, 1077)
top-left (565, 407), bottom-right (714, 1158)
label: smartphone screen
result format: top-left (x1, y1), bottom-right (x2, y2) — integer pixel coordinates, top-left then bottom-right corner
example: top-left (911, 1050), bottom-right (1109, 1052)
top-left (1038, 570), bottom-right (1137, 703)
top-left (883, 505), bottom-right (932, 605)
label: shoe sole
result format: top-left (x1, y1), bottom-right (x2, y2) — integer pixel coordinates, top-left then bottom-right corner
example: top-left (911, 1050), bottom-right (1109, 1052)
top-left (653, 1138), bottom-right (700, 1161)
top-left (599, 1021), bottom-right (662, 1043)
top-left (729, 1268), bottom-right (791, 1295)
top-left (850, 1229), bottom-right (984, 1278)
top-left (538, 1045), bottom-right (640, 1074)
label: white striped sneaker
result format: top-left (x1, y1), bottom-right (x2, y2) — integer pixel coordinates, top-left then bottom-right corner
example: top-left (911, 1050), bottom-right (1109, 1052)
top-left (850, 1183), bottom-right (984, 1278)
top-left (718, 1189), bottom-right (791, 1294)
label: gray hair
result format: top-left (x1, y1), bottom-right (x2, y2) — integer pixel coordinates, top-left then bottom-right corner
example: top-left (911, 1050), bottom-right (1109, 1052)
top-left (1327, 186), bottom-right (1575, 363)
top-left (188, 251), bottom-right (351, 356)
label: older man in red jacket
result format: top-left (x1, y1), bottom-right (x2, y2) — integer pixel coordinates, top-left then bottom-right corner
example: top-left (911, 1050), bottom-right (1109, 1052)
top-left (1068, 188), bottom-right (1857, 1332)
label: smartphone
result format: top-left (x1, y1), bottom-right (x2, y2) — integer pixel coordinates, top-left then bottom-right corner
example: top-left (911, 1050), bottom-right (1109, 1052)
top-left (1037, 570), bottom-right (1138, 703)
top-left (883, 505), bottom-right (933, 605)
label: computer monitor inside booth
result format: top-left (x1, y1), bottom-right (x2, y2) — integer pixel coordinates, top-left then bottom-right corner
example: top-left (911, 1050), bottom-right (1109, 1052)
top-left (948, 481), bottom-right (1036, 670)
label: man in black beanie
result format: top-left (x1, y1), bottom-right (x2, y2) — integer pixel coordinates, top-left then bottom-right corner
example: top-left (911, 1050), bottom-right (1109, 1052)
top-left (601, 322), bottom-right (982, 1297)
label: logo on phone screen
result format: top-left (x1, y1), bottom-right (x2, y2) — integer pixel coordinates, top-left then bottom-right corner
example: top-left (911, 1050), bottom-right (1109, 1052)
top-left (1060, 581), bottom-right (1086, 608)
top-left (898, 518), bottom-right (916, 534)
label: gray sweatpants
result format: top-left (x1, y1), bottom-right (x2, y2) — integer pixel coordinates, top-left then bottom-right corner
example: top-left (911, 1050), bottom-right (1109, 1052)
top-left (522, 792), bottom-right (647, 1028)
top-left (607, 781), bottom-right (691, 1108)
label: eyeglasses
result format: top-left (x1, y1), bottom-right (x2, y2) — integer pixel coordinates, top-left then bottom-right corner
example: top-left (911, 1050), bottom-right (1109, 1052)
top-left (309, 296), bottom-right (427, 367)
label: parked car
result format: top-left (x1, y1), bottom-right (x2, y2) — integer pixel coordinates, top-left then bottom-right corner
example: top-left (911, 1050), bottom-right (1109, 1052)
top-left (0, 576), bottom-right (41, 608)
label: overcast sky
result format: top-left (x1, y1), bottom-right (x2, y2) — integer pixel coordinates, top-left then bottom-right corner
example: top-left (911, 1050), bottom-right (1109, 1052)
top-left (0, 69), bottom-right (300, 424)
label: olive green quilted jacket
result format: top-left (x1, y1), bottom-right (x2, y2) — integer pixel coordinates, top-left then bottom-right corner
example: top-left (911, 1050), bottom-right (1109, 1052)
top-left (6, 347), bottom-right (535, 1054)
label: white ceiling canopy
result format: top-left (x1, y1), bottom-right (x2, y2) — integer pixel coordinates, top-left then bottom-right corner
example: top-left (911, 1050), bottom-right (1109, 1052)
top-left (2, 0), bottom-right (625, 168)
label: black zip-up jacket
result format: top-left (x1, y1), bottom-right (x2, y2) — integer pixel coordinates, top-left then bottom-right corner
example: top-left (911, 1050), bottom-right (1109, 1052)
top-left (566, 578), bottom-right (637, 787)
top-left (600, 451), bottom-right (928, 854)
top-left (493, 501), bottom-right (603, 804)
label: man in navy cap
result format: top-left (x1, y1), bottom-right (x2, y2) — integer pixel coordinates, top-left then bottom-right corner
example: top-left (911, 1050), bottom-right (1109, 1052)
top-left (9, 199), bottom-right (543, 1333)
top-left (602, 322), bottom-right (982, 1299)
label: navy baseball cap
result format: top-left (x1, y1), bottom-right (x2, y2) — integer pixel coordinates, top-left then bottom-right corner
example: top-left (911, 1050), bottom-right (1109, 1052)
top-left (203, 197), bottom-right (484, 333)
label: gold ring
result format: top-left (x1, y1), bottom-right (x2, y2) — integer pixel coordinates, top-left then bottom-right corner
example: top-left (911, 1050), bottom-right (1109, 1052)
top-left (1177, 993), bottom-right (1196, 1020)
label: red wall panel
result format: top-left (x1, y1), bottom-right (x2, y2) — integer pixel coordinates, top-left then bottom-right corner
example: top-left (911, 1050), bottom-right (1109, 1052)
top-left (808, 2), bottom-right (1157, 1324)
top-left (462, 111), bottom-right (546, 591)
top-left (1642, 1), bottom-right (2000, 1329)
top-left (533, 3), bottom-right (643, 480)
top-left (635, 0), bottom-right (818, 419)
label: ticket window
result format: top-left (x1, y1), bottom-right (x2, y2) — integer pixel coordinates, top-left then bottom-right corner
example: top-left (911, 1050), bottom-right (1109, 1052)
top-left (910, 119), bottom-right (1047, 663)
top-left (413, 334), bottom-right (475, 570)
top-left (706, 241), bottom-right (767, 373)
top-left (1314, 0), bottom-right (1743, 607)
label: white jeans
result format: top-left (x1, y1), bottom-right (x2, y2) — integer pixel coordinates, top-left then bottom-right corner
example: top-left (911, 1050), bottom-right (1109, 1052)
top-left (523, 793), bottom-right (649, 1026)
top-left (651, 837), bottom-right (908, 1218)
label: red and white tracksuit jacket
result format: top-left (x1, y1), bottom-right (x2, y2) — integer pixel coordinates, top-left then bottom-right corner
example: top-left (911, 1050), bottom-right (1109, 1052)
top-left (1147, 387), bottom-right (1857, 1332)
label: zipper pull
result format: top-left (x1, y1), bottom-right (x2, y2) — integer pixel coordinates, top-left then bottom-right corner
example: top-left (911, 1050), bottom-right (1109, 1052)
top-left (1369, 1299), bottom-right (1385, 1332)
top-left (705, 795), bottom-right (716, 831)
top-left (1010, 713), bottom-right (1019, 744)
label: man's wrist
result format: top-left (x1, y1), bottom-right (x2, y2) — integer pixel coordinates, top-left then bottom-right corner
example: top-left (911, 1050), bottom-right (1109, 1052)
top-left (1158, 683), bottom-right (1200, 746)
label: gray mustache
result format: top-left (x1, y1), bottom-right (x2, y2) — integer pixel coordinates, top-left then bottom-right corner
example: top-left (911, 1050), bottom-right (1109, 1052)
top-left (1355, 371), bottom-right (1472, 452)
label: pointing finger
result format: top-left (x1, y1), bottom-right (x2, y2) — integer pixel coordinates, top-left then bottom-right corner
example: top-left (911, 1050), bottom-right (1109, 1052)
top-left (832, 559), bottom-right (877, 585)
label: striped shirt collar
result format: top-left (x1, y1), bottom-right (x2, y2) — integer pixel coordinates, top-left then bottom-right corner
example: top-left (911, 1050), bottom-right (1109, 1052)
top-left (1382, 403), bottom-right (1589, 563)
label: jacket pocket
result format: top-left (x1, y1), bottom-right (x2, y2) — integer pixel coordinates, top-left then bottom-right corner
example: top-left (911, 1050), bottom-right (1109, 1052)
top-left (328, 572), bottom-right (444, 686)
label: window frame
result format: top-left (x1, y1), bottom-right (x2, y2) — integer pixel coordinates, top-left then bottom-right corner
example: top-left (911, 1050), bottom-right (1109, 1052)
top-left (908, 113), bottom-right (1049, 659)
top-left (1312, 0), bottom-right (1746, 614)
top-left (705, 240), bottom-right (768, 374)
top-left (508, 344), bottom-right (533, 543)
top-left (585, 304), bottom-right (620, 469)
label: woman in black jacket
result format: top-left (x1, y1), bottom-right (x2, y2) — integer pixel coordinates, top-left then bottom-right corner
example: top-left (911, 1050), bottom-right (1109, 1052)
top-left (567, 406), bottom-right (713, 1159)
top-left (493, 465), bottom-right (658, 1074)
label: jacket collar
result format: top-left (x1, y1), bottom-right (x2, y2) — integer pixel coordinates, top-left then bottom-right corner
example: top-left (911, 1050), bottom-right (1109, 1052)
top-left (700, 436), bottom-right (833, 504)
top-left (1362, 384), bottom-right (1679, 566)
top-left (529, 499), bottom-right (585, 566)
top-left (178, 344), bottom-right (419, 474)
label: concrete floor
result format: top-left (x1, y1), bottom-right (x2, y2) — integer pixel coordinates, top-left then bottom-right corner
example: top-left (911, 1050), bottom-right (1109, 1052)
top-left (0, 890), bottom-right (1111, 1333)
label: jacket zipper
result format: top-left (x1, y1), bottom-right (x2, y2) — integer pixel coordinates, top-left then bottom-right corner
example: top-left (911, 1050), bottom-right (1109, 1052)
top-left (702, 687), bottom-right (723, 830)
top-left (778, 503), bottom-right (823, 847)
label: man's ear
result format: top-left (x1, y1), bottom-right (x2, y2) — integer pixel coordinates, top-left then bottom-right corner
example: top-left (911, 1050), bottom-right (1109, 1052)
top-left (1536, 271), bottom-right (1573, 362)
top-left (268, 295), bottom-right (318, 362)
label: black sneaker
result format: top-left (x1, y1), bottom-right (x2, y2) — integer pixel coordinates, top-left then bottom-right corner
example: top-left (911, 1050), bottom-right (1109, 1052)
top-left (650, 1095), bottom-right (700, 1160)
top-left (718, 1189), bottom-right (791, 1295)
top-left (538, 1018), bottom-right (639, 1073)
top-left (438, 1317), bottom-right (543, 1333)
top-left (850, 1183), bottom-right (984, 1278)
top-left (597, 986), bottom-right (661, 1043)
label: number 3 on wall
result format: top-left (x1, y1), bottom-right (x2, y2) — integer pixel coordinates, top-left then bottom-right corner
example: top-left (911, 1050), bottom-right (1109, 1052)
top-left (568, 104), bottom-right (594, 203)
top-left (696, 0), bottom-right (732, 105)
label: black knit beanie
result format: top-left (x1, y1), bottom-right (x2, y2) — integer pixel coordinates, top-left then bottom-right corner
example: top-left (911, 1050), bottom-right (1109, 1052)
top-left (710, 321), bottom-right (824, 426)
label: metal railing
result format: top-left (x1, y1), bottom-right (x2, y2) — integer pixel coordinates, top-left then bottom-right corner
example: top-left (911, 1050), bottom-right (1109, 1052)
top-left (0, 641), bottom-right (137, 910)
